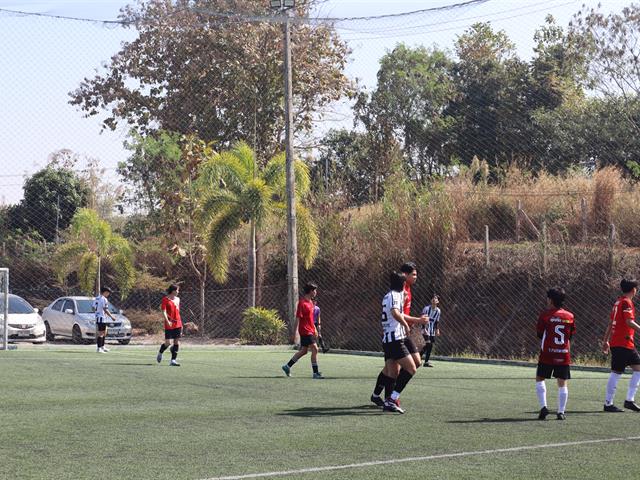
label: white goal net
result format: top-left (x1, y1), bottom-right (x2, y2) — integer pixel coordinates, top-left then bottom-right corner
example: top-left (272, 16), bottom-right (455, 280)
top-left (0, 268), bottom-right (8, 350)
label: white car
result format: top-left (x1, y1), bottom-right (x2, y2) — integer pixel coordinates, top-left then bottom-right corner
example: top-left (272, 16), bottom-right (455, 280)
top-left (42, 296), bottom-right (133, 344)
top-left (0, 294), bottom-right (46, 344)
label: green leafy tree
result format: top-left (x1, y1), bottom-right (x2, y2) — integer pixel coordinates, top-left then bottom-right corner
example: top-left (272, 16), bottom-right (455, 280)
top-left (314, 128), bottom-right (401, 205)
top-left (69, 0), bottom-right (351, 163)
top-left (53, 209), bottom-right (135, 298)
top-left (8, 166), bottom-right (88, 242)
top-left (197, 141), bottom-right (319, 308)
top-left (356, 44), bottom-right (456, 181)
top-left (447, 23), bottom-right (532, 170)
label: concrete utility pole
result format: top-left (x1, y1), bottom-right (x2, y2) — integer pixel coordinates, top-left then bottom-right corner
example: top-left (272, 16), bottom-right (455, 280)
top-left (271, 0), bottom-right (299, 343)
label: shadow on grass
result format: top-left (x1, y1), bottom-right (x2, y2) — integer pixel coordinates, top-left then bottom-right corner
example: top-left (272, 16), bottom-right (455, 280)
top-left (277, 405), bottom-right (381, 417)
top-left (449, 410), bottom-right (603, 423)
top-left (108, 362), bottom-right (156, 366)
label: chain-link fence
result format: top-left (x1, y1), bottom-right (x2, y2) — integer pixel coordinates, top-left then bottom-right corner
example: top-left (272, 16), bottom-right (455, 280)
top-left (2, 0), bottom-right (639, 363)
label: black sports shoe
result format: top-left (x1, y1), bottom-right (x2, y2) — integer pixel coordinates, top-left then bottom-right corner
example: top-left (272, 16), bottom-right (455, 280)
top-left (370, 395), bottom-right (385, 407)
top-left (383, 398), bottom-right (405, 414)
top-left (538, 406), bottom-right (549, 420)
top-left (556, 413), bottom-right (566, 420)
top-left (624, 400), bottom-right (640, 412)
top-left (604, 404), bottom-right (624, 412)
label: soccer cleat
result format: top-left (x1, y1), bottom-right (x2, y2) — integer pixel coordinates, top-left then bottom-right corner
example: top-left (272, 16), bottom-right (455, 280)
top-left (624, 400), bottom-right (640, 412)
top-left (604, 404), bottom-right (624, 412)
top-left (97, 347), bottom-right (105, 353)
top-left (281, 364), bottom-right (291, 377)
top-left (383, 398), bottom-right (405, 414)
top-left (556, 413), bottom-right (566, 421)
top-left (102, 346), bottom-right (110, 352)
top-left (156, 353), bottom-right (163, 364)
top-left (370, 395), bottom-right (385, 407)
top-left (322, 347), bottom-right (330, 354)
top-left (424, 362), bottom-right (434, 367)
top-left (313, 372), bottom-right (324, 379)
top-left (169, 359), bottom-right (180, 366)
top-left (538, 406), bottom-right (549, 420)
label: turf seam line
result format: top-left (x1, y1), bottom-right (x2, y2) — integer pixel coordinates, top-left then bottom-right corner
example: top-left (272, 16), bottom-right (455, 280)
top-left (202, 436), bottom-right (640, 480)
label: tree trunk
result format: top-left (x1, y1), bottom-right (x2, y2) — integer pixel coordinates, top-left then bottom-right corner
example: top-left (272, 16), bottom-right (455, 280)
top-left (96, 255), bottom-right (101, 295)
top-left (255, 231), bottom-right (265, 307)
top-left (248, 221), bottom-right (256, 308)
top-left (199, 270), bottom-right (206, 336)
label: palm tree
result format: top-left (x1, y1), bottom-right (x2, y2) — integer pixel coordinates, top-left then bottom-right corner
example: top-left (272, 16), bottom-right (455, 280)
top-left (53, 208), bottom-right (136, 298)
top-left (197, 141), bottom-right (319, 308)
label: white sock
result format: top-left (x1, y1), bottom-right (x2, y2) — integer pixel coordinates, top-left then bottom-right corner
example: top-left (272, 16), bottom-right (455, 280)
top-left (626, 372), bottom-right (640, 402)
top-left (558, 386), bottom-right (568, 414)
top-left (605, 372), bottom-right (622, 405)
top-left (536, 381), bottom-right (547, 408)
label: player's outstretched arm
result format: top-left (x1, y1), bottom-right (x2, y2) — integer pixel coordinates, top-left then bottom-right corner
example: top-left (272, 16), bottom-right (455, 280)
top-left (625, 317), bottom-right (640, 333)
top-left (602, 319), bottom-right (613, 354)
top-left (405, 314), bottom-right (428, 325)
top-left (392, 309), bottom-right (411, 336)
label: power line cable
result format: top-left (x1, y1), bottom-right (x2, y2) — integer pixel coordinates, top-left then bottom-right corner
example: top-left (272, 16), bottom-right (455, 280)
top-left (0, 0), bottom-right (491, 25)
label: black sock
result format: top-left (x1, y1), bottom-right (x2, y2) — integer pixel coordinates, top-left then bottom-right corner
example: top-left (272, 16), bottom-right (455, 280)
top-left (384, 376), bottom-right (396, 399)
top-left (312, 363), bottom-right (319, 374)
top-left (318, 337), bottom-right (326, 350)
top-left (159, 344), bottom-right (169, 354)
top-left (373, 371), bottom-right (386, 396)
top-left (97, 336), bottom-right (104, 348)
top-left (170, 344), bottom-right (179, 360)
top-left (287, 357), bottom-right (298, 368)
top-left (424, 343), bottom-right (434, 363)
top-left (393, 368), bottom-right (414, 395)
top-left (97, 337), bottom-right (101, 347)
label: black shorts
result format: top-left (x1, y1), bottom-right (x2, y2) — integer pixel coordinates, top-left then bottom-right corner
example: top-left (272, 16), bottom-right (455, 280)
top-left (383, 340), bottom-right (410, 361)
top-left (611, 347), bottom-right (640, 373)
top-left (404, 337), bottom-right (419, 355)
top-left (300, 335), bottom-right (316, 347)
top-left (165, 328), bottom-right (182, 340)
top-left (423, 334), bottom-right (436, 344)
top-left (536, 362), bottom-right (571, 380)
top-left (96, 322), bottom-right (107, 332)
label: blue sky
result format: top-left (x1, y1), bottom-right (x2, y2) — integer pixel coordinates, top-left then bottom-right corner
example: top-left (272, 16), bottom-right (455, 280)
top-left (0, 0), bottom-right (625, 205)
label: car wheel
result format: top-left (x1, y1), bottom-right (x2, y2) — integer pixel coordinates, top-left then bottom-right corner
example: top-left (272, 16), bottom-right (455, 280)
top-left (118, 339), bottom-right (131, 345)
top-left (45, 322), bottom-right (55, 341)
top-left (72, 324), bottom-right (83, 344)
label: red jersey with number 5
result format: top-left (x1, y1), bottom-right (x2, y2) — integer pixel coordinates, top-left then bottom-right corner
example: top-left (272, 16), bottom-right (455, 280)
top-left (610, 296), bottom-right (635, 349)
top-left (537, 308), bottom-right (576, 365)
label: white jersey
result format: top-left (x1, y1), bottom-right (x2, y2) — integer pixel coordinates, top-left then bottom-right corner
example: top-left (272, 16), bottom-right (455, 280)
top-left (94, 295), bottom-right (108, 323)
top-left (421, 305), bottom-right (441, 336)
top-left (381, 290), bottom-right (406, 343)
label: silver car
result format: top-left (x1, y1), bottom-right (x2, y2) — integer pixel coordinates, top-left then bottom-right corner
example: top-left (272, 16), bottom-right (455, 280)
top-left (42, 296), bottom-right (133, 345)
top-left (0, 294), bottom-right (46, 344)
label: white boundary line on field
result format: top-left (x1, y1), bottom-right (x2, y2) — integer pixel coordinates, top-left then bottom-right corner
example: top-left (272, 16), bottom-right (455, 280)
top-left (202, 436), bottom-right (640, 480)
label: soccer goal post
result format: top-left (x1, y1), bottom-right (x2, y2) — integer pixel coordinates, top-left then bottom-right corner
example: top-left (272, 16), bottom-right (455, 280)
top-left (0, 268), bottom-right (8, 351)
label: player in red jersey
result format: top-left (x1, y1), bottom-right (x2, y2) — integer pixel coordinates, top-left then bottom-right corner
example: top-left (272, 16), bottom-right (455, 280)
top-left (535, 287), bottom-right (575, 420)
top-left (157, 284), bottom-right (183, 366)
top-left (282, 283), bottom-right (323, 379)
top-left (602, 278), bottom-right (640, 412)
top-left (371, 262), bottom-right (427, 407)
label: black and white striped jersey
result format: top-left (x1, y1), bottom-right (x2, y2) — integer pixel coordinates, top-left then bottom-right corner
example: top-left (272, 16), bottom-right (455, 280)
top-left (421, 305), bottom-right (441, 336)
top-left (381, 290), bottom-right (406, 343)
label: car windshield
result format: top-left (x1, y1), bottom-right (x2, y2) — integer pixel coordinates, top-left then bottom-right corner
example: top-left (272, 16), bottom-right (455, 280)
top-left (76, 299), bottom-right (119, 315)
top-left (0, 295), bottom-right (35, 314)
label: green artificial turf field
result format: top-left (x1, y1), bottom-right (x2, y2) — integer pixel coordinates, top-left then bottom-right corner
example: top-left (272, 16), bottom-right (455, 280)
top-left (2, 345), bottom-right (640, 480)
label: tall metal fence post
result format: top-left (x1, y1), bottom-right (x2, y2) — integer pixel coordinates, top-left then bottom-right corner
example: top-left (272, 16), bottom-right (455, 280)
top-left (608, 223), bottom-right (616, 274)
top-left (541, 220), bottom-right (548, 275)
top-left (515, 199), bottom-right (521, 243)
top-left (581, 197), bottom-right (588, 242)
top-left (484, 225), bottom-right (490, 268)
